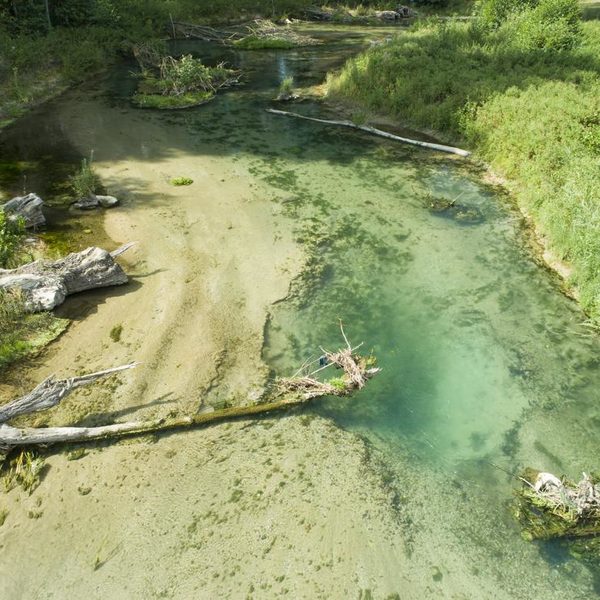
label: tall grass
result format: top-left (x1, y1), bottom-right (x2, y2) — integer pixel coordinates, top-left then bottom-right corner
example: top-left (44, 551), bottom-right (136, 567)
top-left (328, 16), bottom-right (600, 318)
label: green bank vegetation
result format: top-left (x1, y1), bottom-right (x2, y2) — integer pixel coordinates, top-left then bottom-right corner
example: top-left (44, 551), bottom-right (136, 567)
top-left (0, 206), bottom-right (68, 370)
top-left (328, 0), bottom-right (600, 318)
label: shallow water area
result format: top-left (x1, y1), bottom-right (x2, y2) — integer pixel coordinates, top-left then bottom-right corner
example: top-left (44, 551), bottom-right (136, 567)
top-left (0, 24), bottom-right (599, 599)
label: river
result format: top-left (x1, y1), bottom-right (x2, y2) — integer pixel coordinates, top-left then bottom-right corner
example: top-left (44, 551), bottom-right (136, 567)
top-left (0, 25), bottom-right (598, 599)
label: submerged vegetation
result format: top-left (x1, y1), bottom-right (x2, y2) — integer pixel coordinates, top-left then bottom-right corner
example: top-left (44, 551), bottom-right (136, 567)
top-left (328, 0), bottom-right (600, 318)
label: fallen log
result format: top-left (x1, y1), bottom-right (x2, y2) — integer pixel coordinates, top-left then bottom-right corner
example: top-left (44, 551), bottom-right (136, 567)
top-left (0, 243), bottom-right (133, 311)
top-left (1, 193), bottom-right (45, 228)
top-left (266, 108), bottom-right (471, 157)
top-left (0, 330), bottom-right (379, 448)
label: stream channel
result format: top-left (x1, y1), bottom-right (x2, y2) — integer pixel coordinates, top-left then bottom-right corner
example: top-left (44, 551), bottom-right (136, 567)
top-left (0, 25), bottom-right (599, 600)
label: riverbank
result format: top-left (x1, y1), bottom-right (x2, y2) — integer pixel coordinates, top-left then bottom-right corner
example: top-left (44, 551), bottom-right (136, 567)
top-left (327, 8), bottom-right (600, 320)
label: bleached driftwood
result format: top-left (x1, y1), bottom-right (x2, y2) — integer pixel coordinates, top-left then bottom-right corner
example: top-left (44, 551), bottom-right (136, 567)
top-left (266, 108), bottom-right (471, 157)
top-left (0, 363), bottom-right (138, 424)
top-left (1, 193), bottom-right (45, 228)
top-left (532, 471), bottom-right (600, 518)
top-left (0, 243), bottom-right (133, 311)
top-left (0, 330), bottom-right (379, 448)
top-left (276, 322), bottom-right (380, 400)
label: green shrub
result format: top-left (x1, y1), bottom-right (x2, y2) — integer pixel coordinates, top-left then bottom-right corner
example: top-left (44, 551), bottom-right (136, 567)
top-left (0, 212), bottom-right (24, 268)
top-left (69, 157), bottom-right (101, 198)
top-left (170, 176), bottom-right (194, 186)
top-left (500, 0), bottom-right (582, 51)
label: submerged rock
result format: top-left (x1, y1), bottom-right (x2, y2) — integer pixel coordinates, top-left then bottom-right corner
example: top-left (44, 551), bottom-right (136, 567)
top-left (72, 194), bottom-right (119, 210)
top-left (1, 193), bottom-right (45, 228)
top-left (425, 195), bottom-right (484, 225)
top-left (96, 195), bottom-right (119, 208)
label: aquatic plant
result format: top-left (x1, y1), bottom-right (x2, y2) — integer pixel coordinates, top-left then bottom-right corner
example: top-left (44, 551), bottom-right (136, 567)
top-left (69, 157), bottom-right (101, 198)
top-left (170, 177), bottom-right (194, 186)
top-left (109, 323), bottom-right (123, 342)
top-left (132, 54), bottom-right (240, 110)
top-left (514, 469), bottom-right (600, 541)
top-left (279, 76), bottom-right (294, 95)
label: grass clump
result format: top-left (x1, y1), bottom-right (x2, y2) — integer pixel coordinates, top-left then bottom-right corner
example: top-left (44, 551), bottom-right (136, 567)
top-left (170, 176), bottom-right (194, 186)
top-left (0, 211), bottom-right (25, 268)
top-left (328, 1), bottom-right (600, 318)
top-left (3, 451), bottom-right (45, 495)
top-left (69, 157), bottom-right (101, 198)
top-left (0, 288), bottom-right (68, 370)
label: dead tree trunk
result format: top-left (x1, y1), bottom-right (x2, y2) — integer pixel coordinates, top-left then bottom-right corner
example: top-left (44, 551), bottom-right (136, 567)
top-left (0, 243), bottom-right (134, 311)
top-left (0, 333), bottom-right (379, 449)
top-left (266, 108), bottom-right (471, 157)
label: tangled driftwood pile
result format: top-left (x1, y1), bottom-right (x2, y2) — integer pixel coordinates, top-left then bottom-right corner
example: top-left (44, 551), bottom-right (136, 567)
top-left (515, 469), bottom-right (600, 540)
top-left (237, 19), bottom-right (321, 47)
top-left (170, 19), bottom-right (319, 48)
top-left (276, 324), bottom-right (380, 400)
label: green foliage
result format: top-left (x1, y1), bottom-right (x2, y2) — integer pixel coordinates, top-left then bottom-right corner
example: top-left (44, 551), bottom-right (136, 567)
top-left (279, 76), bottom-right (295, 95)
top-left (132, 91), bottom-right (214, 109)
top-left (170, 176), bottom-right (194, 186)
top-left (500, 0), bottom-right (582, 52)
top-left (0, 288), bottom-right (67, 370)
top-left (329, 19), bottom-right (600, 316)
top-left (2, 451), bottom-right (45, 495)
top-left (329, 377), bottom-right (347, 391)
top-left (69, 157), bottom-right (100, 197)
top-left (478, 0), bottom-right (538, 27)
top-left (0, 212), bottom-right (24, 268)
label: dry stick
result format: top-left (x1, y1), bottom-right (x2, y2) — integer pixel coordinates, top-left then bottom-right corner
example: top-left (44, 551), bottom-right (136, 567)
top-left (0, 363), bottom-right (139, 424)
top-left (265, 108), bottom-right (471, 157)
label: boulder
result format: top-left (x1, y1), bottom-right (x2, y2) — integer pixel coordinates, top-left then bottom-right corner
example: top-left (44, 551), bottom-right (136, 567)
top-left (1, 193), bottom-right (45, 228)
top-left (96, 195), bottom-right (119, 208)
top-left (72, 194), bottom-right (119, 210)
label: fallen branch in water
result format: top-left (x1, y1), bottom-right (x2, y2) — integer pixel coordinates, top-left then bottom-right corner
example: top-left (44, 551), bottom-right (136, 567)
top-left (266, 108), bottom-right (471, 157)
top-left (0, 330), bottom-right (379, 449)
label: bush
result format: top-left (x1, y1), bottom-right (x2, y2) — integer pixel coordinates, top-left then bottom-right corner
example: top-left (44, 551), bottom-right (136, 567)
top-left (500, 0), bottom-right (582, 51)
top-left (69, 157), bottom-right (101, 198)
top-left (0, 212), bottom-right (24, 268)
